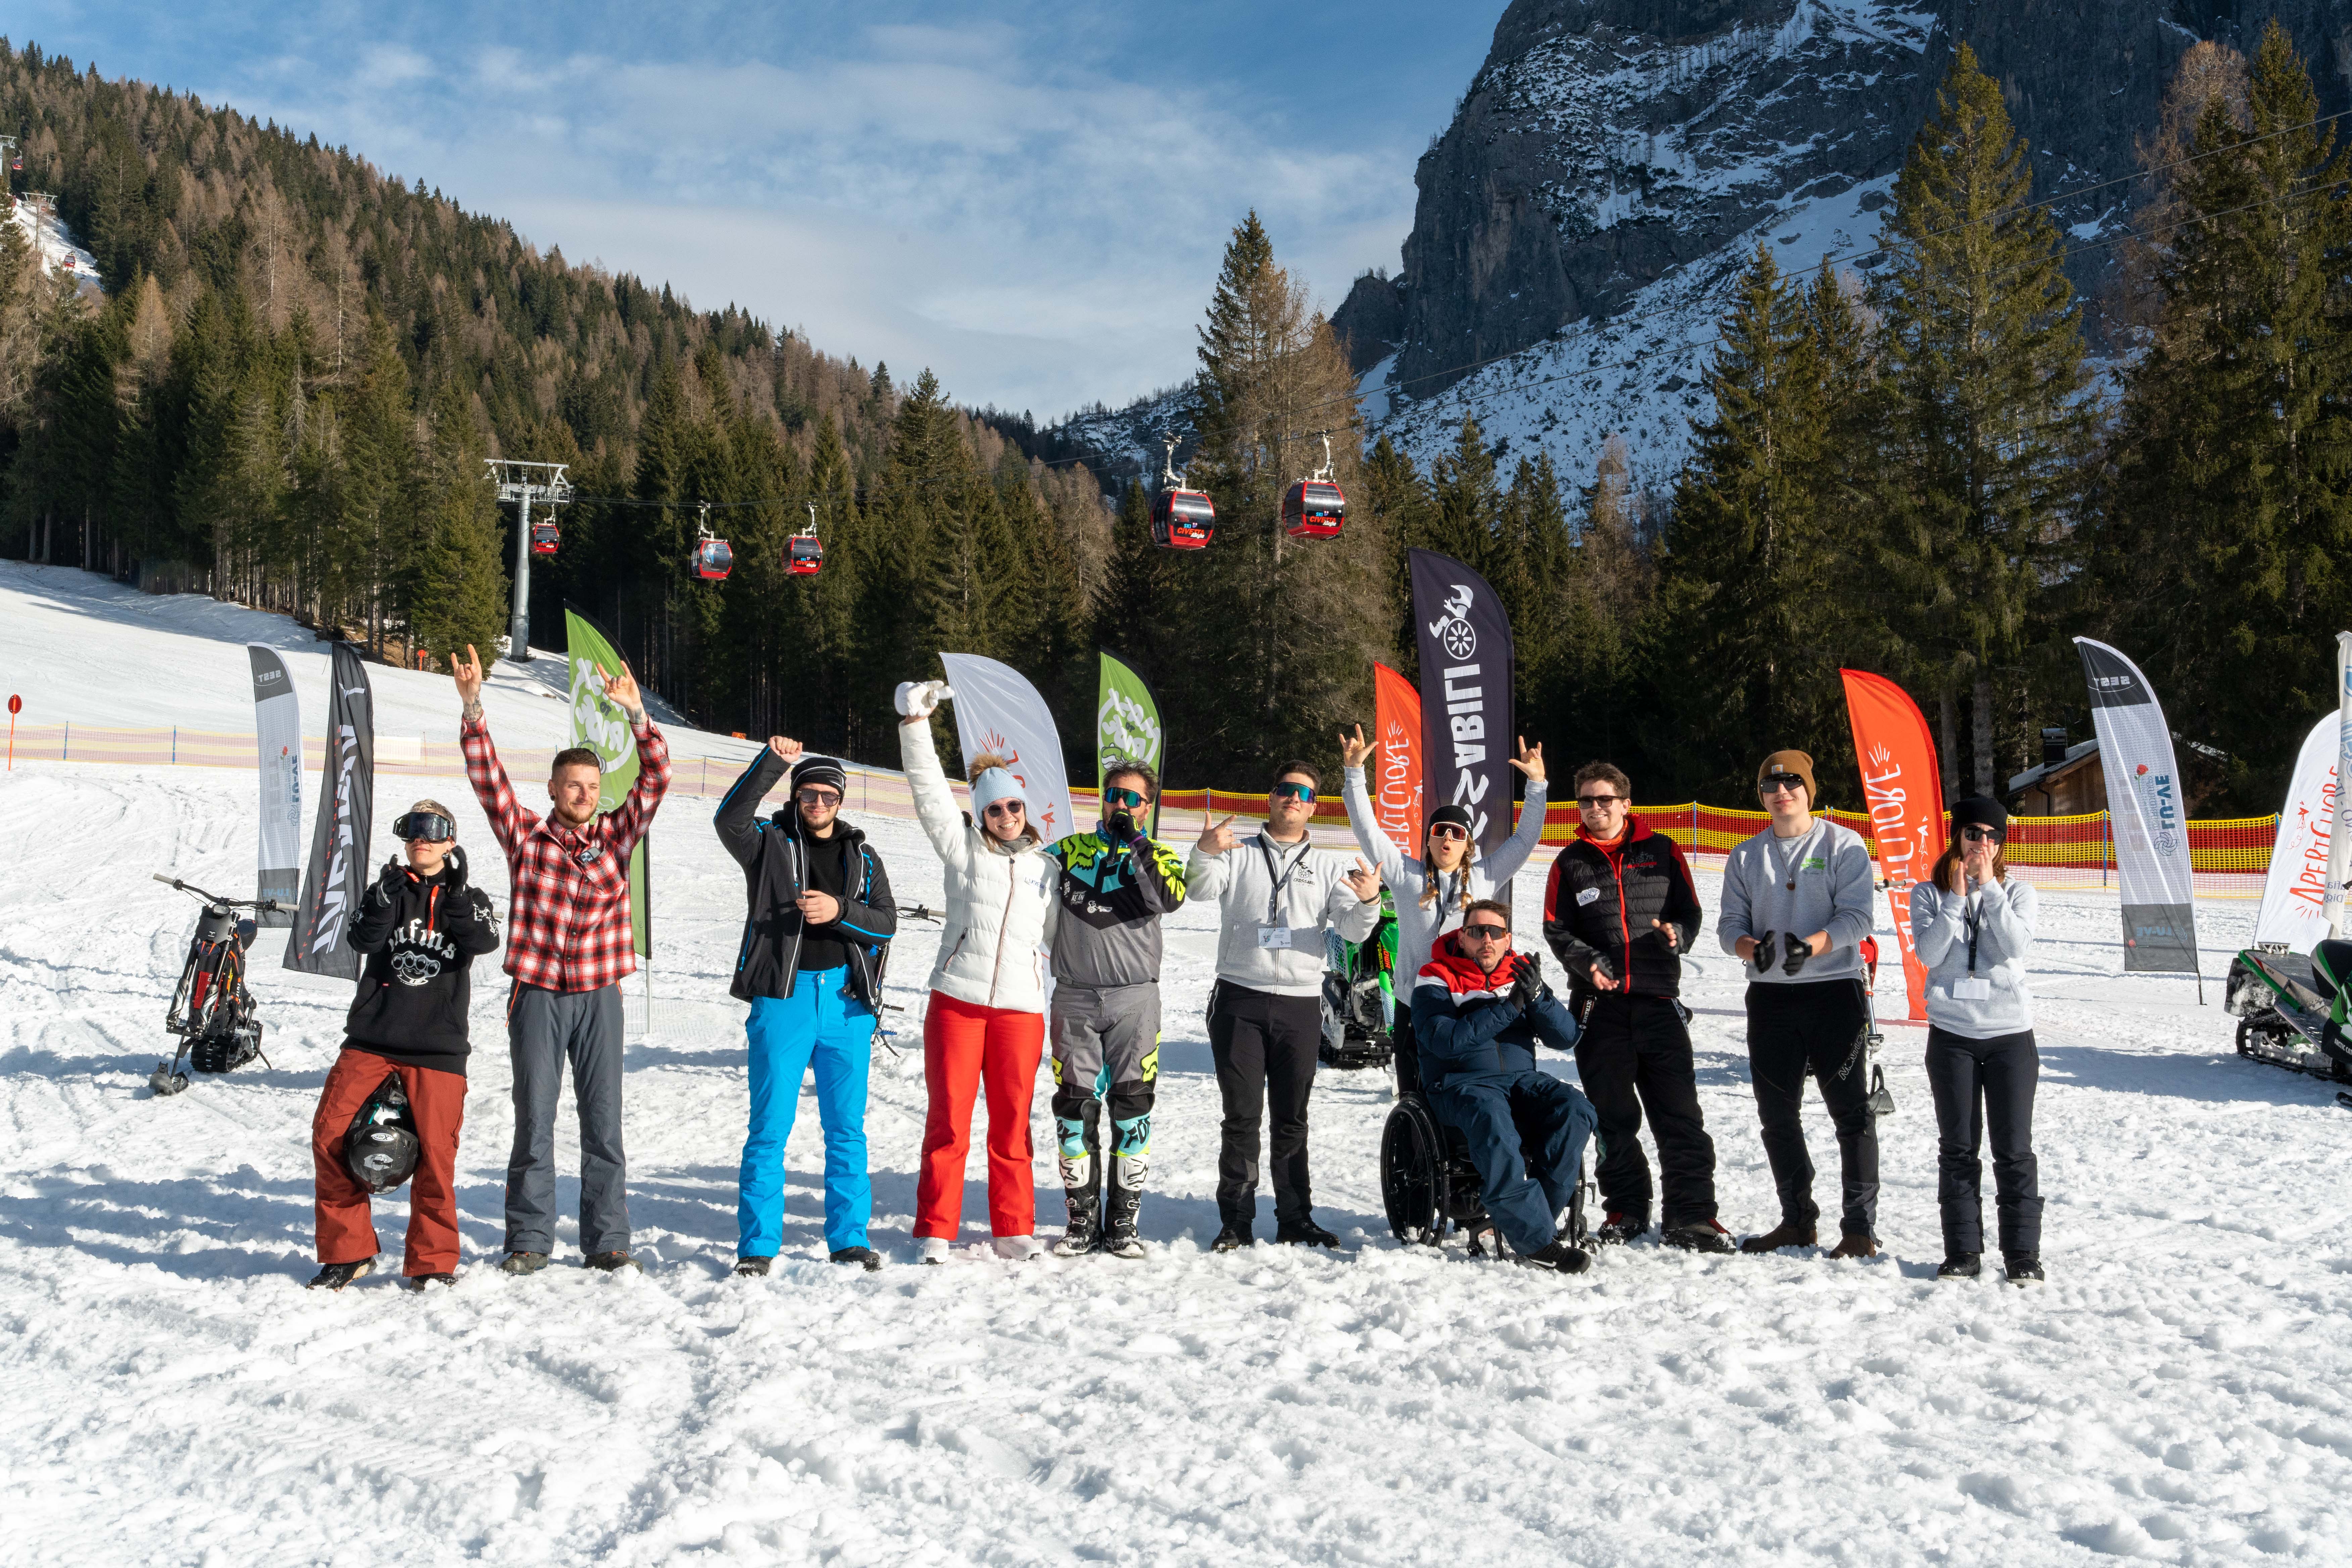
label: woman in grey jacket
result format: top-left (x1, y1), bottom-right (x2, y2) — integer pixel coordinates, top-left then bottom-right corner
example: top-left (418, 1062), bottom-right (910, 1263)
top-left (1908, 796), bottom-right (2044, 1285)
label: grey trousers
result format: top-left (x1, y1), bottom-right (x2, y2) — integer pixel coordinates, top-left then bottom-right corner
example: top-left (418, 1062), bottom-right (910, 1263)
top-left (505, 982), bottom-right (628, 1256)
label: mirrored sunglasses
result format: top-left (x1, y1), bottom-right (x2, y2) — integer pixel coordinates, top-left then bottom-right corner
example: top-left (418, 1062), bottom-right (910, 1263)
top-left (1270, 782), bottom-right (1316, 803)
top-left (1428, 823), bottom-right (1469, 842)
top-left (1104, 786), bottom-right (1146, 808)
top-left (1461, 923), bottom-right (1510, 940)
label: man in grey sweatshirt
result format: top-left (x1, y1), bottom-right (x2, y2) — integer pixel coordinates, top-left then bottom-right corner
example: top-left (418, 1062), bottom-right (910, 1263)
top-left (1188, 758), bottom-right (1383, 1252)
top-left (1716, 749), bottom-right (1884, 1258)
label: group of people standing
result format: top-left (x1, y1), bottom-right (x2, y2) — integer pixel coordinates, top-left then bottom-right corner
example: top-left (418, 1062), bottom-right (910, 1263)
top-left (303, 657), bottom-right (2047, 1290)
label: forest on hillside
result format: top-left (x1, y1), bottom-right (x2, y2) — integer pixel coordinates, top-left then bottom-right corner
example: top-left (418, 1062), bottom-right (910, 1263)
top-left (1, 31), bottom-right (2347, 815)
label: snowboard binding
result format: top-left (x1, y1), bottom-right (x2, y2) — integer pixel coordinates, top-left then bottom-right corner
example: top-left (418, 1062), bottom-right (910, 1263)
top-left (150, 875), bottom-right (280, 1096)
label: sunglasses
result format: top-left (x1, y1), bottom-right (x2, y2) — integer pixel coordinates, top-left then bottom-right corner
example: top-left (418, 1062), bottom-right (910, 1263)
top-left (392, 811), bottom-right (455, 843)
top-left (982, 799), bottom-right (1025, 819)
top-left (1104, 786), bottom-right (1146, 809)
top-left (1960, 826), bottom-right (2004, 843)
top-left (1759, 774), bottom-right (1806, 794)
top-left (1270, 782), bottom-right (1316, 803)
top-left (1428, 823), bottom-right (1469, 842)
top-left (1575, 794), bottom-right (1625, 809)
top-left (795, 787), bottom-right (843, 806)
top-left (1461, 923), bottom-right (1510, 941)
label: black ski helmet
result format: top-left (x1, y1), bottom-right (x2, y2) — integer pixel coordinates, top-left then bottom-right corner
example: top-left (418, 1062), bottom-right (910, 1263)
top-left (344, 1072), bottom-right (420, 1193)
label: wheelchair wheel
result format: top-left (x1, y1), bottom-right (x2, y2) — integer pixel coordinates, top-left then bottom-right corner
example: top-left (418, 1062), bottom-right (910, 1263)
top-left (1380, 1096), bottom-right (1448, 1245)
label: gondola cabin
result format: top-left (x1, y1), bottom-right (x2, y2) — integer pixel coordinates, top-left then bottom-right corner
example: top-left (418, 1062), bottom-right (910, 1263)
top-left (693, 536), bottom-right (734, 582)
top-left (529, 520), bottom-right (560, 556)
top-left (1281, 479), bottom-right (1346, 540)
top-left (787, 531), bottom-right (824, 576)
top-left (1150, 489), bottom-right (1215, 550)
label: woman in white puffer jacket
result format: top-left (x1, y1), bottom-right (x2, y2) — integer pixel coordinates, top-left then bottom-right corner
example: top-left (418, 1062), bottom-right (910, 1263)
top-left (897, 680), bottom-right (1060, 1262)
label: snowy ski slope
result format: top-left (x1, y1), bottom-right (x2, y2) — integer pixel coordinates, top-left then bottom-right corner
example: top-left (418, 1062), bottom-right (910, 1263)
top-left (3, 570), bottom-right (2349, 1565)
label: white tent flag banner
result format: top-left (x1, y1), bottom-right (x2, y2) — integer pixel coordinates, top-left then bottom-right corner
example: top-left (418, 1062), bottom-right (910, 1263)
top-left (937, 652), bottom-right (1076, 845)
top-left (2074, 637), bottom-right (2199, 973)
top-left (2255, 713), bottom-right (2340, 952)
top-left (245, 644), bottom-right (301, 927)
top-left (2325, 631), bottom-right (2352, 938)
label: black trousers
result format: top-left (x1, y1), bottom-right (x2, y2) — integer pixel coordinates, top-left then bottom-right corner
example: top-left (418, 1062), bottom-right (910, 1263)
top-left (1924, 1026), bottom-right (2042, 1256)
top-left (1746, 980), bottom-right (1878, 1238)
top-left (1208, 983), bottom-right (1323, 1228)
top-left (1573, 993), bottom-right (1717, 1227)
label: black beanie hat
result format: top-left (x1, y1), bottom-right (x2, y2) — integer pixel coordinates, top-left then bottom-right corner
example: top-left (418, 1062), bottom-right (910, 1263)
top-left (1950, 796), bottom-right (2008, 833)
top-left (1428, 804), bottom-right (1473, 833)
top-left (791, 754), bottom-right (850, 796)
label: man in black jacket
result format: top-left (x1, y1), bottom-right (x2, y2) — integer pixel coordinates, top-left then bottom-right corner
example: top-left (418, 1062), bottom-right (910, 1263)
top-left (714, 738), bottom-right (899, 1273)
top-left (1541, 762), bottom-right (1731, 1254)
top-left (309, 800), bottom-right (500, 1290)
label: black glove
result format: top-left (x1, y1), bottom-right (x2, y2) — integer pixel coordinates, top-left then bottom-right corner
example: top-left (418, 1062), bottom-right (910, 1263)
top-left (1782, 936), bottom-right (1814, 976)
top-left (1582, 954), bottom-right (1616, 989)
top-left (367, 859), bottom-right (407, 910)
top-left (1752, 931), bottom-right (1778, 974)
top-left (1108, 808), bottom-right (1143, 845)
top-left (1509, 950), bottom-right (1547, 1013)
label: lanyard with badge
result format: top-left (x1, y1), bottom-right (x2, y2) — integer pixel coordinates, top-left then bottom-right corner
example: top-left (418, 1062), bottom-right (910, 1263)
top-left (1256, 836), bottom-right (1310, 950)
top-left (1953, 890), bottom-right (1993, 1000)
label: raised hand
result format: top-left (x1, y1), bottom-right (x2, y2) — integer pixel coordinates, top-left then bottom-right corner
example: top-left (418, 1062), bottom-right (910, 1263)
top-left (1197, 813), bottom-right (1238, 856)
top-left (601, 663), bottom-right (644, 718)
top-left (454, 644), bottom-right (484, 707)
top-left (1508, 736), bottom-right (1546, 783)
top-left (1339, 724), bottom-right (1375, 770)
top-left (769, 735), bottom-right (804, 764)
top-left (1344, 854), bottom-right (1381, 902)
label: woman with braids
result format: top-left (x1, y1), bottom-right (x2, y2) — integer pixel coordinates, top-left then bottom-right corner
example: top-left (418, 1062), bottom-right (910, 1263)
top-left (1338, 724), bottom-right (1550, 1092)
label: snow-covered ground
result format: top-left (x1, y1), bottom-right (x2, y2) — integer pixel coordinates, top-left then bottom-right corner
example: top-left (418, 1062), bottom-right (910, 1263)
top-left (9, 193), bottom-right (103, 296)
top-left (4, 575), bottom-right (2350, 1565)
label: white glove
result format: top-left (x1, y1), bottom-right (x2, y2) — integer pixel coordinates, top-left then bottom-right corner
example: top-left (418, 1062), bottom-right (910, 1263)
top-left (894, 680), bottom-right (954, 719)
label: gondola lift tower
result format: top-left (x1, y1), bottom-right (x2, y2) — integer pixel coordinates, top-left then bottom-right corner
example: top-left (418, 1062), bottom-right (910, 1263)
top-left (488, 459), bottom-right (572, 664)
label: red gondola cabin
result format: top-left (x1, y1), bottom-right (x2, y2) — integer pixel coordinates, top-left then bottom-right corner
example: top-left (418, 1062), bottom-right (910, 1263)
top-left (787, 531), bottom-right (824, 576)
top-left (1281, 479), bottom-right (1346, 540)
top-left (693, 536), bottom-right (734, 582)
top-left (1150, 489), bottom-right (1215, 550)
top-left (530, 520), bottom-right (559, 556)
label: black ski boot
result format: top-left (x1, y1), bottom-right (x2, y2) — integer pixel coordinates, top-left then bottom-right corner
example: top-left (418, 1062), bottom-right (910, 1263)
top-left (306, 1258), bottom-right (375, 1290)
top-left (2003, 1252), bottom-right (2045, 1286)
top-left (1595, 1211), bottom-right (1649, 1246)
top-left (1212, 1223), bottom-right (1253, 1253)
top-left (1662, 1219), bottom-right (1735, 1255)
top-left (1516, 1239), bottom-right (1593, 1275)
top-left (1276, 1218), bottom-right (1340, 1249)
top-left (829, 1246), bottom-right (882, 1271)
top-left (1937, 1253), bottom-right (1982, 1280)
top-left (732, 1256), bottom-right (773, 1278)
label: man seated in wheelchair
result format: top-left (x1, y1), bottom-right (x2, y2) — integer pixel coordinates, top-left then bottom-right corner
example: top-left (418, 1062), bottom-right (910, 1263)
top-left (1413, 899), bottom-right (1599, 1274)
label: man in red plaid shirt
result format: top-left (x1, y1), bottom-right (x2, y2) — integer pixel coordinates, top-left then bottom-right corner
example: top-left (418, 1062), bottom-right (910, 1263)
top-left (454, 644), bottom-right (671, 1275)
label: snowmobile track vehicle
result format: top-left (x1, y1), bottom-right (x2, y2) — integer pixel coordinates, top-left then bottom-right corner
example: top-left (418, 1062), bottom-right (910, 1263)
top-left (150, 874), bottom-right (279, 1096)
top-left (2224, 941), bottom-right (2352, 1099)
top-left (1319, 890), bottom-right (1397, 1071)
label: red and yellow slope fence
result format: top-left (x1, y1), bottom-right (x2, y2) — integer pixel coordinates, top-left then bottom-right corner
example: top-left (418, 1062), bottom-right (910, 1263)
top-left (4, 723), bottom-right (2278, 896)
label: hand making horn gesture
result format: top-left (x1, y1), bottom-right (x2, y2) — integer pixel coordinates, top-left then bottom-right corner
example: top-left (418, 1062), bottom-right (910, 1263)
top-left (1339, 724), bottom-right (1376, 769)
top-left (453, 644), bottom-right (485, 706)
top-left (1507, 736), bottom-right (1546, 783)
top-left (599, 663), bottom-right (644, 719)
top-left (1343, 854), bottom-right (1381, 902)
top-left (1197, 813), bottom-right (1239, 855)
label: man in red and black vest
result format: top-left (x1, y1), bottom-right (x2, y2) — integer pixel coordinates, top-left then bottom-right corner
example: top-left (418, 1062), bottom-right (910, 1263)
top-left (1541, 760), bottom-right (1733, 1254)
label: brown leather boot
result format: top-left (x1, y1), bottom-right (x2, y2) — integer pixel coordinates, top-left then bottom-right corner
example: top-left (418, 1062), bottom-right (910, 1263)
top-left (1739, 1220), bottom-right (1818, 1254)
top-left (1827, 1232), bottom-right (1880, 1260)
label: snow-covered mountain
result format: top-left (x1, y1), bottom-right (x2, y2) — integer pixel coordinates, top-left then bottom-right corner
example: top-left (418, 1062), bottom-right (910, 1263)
top-left (1341, 0), bottom-right (2350, 487)
top-left (9, 190), bottom-right (101, 296)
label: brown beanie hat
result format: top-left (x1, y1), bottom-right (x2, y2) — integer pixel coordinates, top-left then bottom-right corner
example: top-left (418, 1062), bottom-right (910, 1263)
top-left (1757, 750), bottom-right (1818, 807)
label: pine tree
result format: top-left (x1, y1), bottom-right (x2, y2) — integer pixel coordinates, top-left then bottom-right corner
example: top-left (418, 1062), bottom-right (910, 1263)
top-left (1875, 42), bottom-right (2094, 798)
top-left (2096, 23), bottom-right (2352, 807)
top-left (410, 379), bottom-right (505, 665)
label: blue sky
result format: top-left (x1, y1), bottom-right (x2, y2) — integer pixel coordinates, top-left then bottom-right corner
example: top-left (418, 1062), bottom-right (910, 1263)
top-left (12, 2), bottom-right (1509, 416)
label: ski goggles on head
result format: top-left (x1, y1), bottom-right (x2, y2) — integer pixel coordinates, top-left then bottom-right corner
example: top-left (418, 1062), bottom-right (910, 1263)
top-left (1104, 786), bottom-right (1146, 809)
top-left (1959, 826), bottom-right (2005, 844)
top-left (392, 811), bottom-right (456, 843)
top-left (1758, 773), bottom-right (1807, 795)
top-left (1270, 782), bottom-right (1316, 803)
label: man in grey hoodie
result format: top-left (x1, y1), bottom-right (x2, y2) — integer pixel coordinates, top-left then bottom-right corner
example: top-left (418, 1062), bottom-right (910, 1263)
top-left (1189, 758), bottom-right (1383, 1252)
top-left (1717, 749), bottom-right (1883, 1258)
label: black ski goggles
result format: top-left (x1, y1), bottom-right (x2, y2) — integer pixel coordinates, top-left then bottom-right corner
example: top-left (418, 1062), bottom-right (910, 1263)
top-left (393, 811), bottom-right (456, 843)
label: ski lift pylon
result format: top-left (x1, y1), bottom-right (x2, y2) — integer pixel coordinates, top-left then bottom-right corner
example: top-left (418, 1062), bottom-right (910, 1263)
top-left (1281, 432), bottom-right (1347, 540)
top-left (692, 501), bottom-right (733, 582)
top-left (787, 502), bottom-right (824, 576)
top-left (1148, 431), bottom-right (1214, 550)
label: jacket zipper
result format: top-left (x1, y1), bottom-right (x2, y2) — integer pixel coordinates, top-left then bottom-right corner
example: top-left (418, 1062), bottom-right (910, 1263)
top-left (1609, 839), bottom-right (1632, 994)
top-left (983, 849), bottom-right (1020, 1007)
top-left (783, 828), bottom-right (805, 991)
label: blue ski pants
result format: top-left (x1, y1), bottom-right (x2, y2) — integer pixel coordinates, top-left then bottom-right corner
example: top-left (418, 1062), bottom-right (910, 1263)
top-left (1429, 1070), bottom-right (1597, 1257)
top-left (739, 968), bottom-right (873, 1256)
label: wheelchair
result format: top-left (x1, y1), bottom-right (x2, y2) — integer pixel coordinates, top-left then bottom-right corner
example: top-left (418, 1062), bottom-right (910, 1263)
top-left (1378, 1027), bottom-right (1591, 1255)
